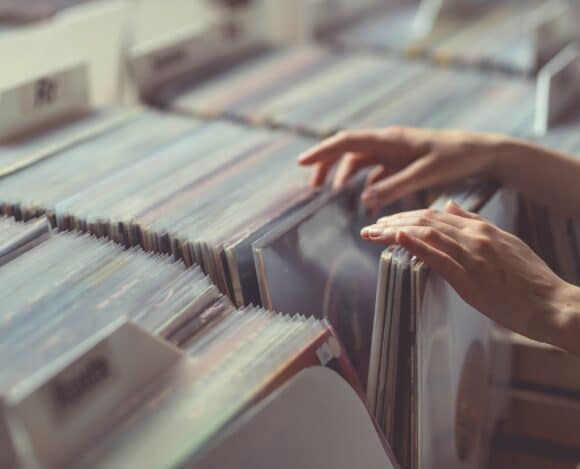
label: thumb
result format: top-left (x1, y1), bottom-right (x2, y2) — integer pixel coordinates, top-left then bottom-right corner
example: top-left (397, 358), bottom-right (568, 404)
top-left (360, 155), bottom-right (437, 207)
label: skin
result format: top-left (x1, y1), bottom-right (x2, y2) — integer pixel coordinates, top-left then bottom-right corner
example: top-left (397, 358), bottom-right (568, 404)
top-left (297, 127), bottom-right (580, 355)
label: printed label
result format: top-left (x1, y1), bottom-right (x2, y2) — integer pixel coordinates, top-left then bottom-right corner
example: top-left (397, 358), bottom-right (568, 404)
top-left (44, 342), bottom-right (114, 424)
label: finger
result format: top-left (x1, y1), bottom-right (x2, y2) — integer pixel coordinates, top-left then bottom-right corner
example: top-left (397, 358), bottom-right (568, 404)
top-left (361, 225), bottom-right (466, 264)
top-left (360, 154), bottom-right (440, 207)
top-left (396, 231), bottom-right (465, 289)
top-left (310, 161), bottom-right (333, 187)
top-left (297, 130), bottom-right (382, 166)
top-left (332, 153), bottom-right (377, 189)
top-left (365, 165), bottom-right (391, 188)
top-left (377, 209), bottom-right (468, 229)
top-left (370, 217), bottom-right (463, 241)
top-left (444, 200), bottom-right (482, 220)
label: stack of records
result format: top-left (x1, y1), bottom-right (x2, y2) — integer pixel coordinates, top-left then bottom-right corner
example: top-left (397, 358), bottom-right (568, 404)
top-left (0, 107), bottom-right (136, 179)
top-left (0, 229), bottom-right (230, 396)
top-left (0, 109), bottom-right (199, 221)
top-left (368, 186), bottom-right (516, 468)
top-left (36, 121), bottom-right (316, 305)
top-left (157, 46), bottom-right (535, 138)
top-left (328, 0), bottom-right (550, 76)
top-left (349, 65), bottom-right (535, 135)
top-left (0, 215), bottom-right (50, 266)
top-left (519, 116), bottom-right (580, 285)
top-left (76, 311), bottom-right (358, 468)
top-left (157, 46), bottom-right (414, 137)
top-left (0, 0), bottom-right (98, 24)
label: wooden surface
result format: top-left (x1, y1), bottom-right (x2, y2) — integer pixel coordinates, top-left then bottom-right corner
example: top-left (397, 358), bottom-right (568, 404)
top-left (490, 332), bottom-right (580, 468)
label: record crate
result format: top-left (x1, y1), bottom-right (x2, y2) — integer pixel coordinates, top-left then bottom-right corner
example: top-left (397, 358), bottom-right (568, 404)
top-left (490, 332), bottom-right (580, 468)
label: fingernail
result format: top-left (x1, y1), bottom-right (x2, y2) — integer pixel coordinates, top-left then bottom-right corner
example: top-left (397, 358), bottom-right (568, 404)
top-left (368, 227), bottom-right (384, 238)
top-left (361, 226), bottom-right (384, 239)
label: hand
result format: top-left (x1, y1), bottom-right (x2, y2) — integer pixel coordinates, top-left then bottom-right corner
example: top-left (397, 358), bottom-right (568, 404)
top-left (297, 127), bottom-right (507, 210)
top-left (361, 200), bottom-right (580, 355)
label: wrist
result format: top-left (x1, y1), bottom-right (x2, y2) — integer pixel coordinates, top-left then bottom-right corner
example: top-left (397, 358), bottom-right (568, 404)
top-left (480, 134), bottom-right (527, 183)
top-left (545, 282), bottom-right (580, 355)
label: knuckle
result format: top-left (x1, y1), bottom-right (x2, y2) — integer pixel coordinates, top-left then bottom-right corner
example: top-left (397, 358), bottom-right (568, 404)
top-left (417, 216), bottom-right (429, 226)
top-left (422, 227), bottom-right (438, 242)
top-left (472, 236), bottom-right (493, 254)
top-left (425, 208), bottom-right (438, 218)
top-left (476, 221), bottom-right (494, 235)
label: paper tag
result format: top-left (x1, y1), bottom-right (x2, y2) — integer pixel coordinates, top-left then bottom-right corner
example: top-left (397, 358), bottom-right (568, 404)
top-left (0, 62), bottom-right (90, 142)
top-left (316, 337), bottom-right (340, 366)
top-left (5, 320), bottom-right (183, 469)
top-left (535, 43), bottom-right (580, 134)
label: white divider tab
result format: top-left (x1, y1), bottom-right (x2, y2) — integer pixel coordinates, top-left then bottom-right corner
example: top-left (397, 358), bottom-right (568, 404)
top-left (131, 24), bottom-right (222, 97)
top-left (5, 320), bottom-right (184, 469)
top-left (130, 13), bottom-right (260, 98)
top-left (535, 43), bottom-right (580, 135)
top-left (0, 62), bottom-right (90, 142)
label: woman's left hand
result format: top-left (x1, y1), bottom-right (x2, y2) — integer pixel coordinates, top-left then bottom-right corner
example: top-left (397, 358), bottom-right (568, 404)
top-left (361, 200), bottom-right (580, 355)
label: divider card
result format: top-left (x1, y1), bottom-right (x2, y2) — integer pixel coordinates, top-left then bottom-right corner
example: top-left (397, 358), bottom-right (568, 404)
top-left (129, 7), bottom-right (264, 100)
top-left (2, 321), bottom-right (184, 469)
top-left (0, 62), bottom-right (90, 142)
top-left (130, 24), bottom-right (226, 98)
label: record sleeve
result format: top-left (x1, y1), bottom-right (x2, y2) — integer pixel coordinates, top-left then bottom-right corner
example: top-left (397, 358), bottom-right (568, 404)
top-left (253, 178), bottom-right (420, 388)
top-left (368, 188), bottom-right (517, 468)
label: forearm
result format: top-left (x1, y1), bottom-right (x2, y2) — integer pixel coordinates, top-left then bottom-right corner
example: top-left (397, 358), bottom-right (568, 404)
top-left (490, 138), bottom-right (580, 218)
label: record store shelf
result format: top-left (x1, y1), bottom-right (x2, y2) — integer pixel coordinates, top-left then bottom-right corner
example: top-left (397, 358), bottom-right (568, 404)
top-left (0, 1), bottom-right (580, 468)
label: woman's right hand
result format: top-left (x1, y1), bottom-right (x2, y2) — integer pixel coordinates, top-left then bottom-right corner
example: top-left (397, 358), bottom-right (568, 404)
top-left (297, 127), bottom-right (511, 210)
